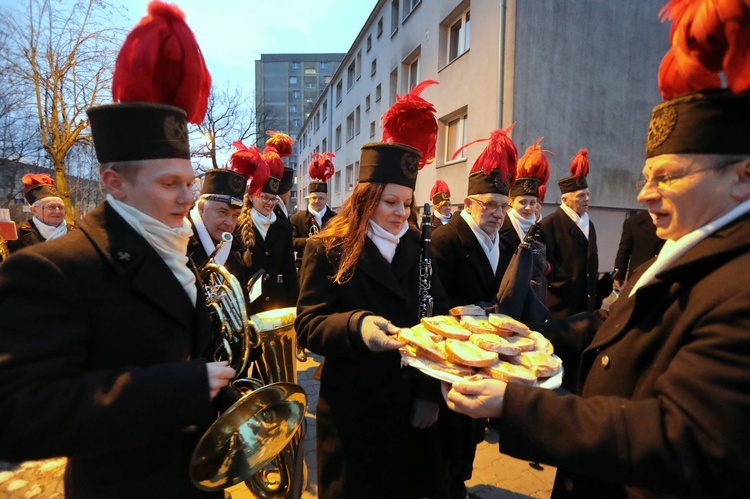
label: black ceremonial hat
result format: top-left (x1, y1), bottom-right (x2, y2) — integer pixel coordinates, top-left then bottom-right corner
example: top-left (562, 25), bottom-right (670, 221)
top-left (200, 169), bottom-right (247, 208)
top-left (358, 142), bottom-right (421, 190)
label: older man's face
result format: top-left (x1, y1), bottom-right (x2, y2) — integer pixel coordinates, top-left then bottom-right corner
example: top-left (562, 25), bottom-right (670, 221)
top-left (199, 199), bottom-right (241, 242)
top-left (563, 188), bottom-right (590, 216)
top-left (31, 198), bottom-right (66, 227)
top-left (465, 193), bottom-right (509, 237)
top-left (637, 154), bottom-right (741, 241)
top-left (309, 192), bottom-right (327, 211)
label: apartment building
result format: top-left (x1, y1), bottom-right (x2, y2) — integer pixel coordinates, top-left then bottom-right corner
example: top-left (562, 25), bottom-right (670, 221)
top-left (295, 0), bottom-right (670, 270)
top-left (254, 53), bottom-right (345, 212)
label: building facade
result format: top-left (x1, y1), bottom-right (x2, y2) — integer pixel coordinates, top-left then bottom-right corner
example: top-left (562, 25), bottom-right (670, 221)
top-left (295, 0), bottom-right (670, 271)
top-left (254, 53), bottom-right (345, 212)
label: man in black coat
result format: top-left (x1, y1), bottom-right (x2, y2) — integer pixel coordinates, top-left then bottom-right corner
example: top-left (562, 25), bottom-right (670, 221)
top-left (431, 130), bottom-right (516, 498)
top-left (0, 8), bottom-right (235, 496)
top-left (541, 152), bottom-right (598, 320)
top-left (290, 179), bottom-right (336, 269)
top-left (612, 209), bottom-right (664, 290)
top-left (188, 168), bottom-right (249, 293)
top-left (273, 167), bottom-right (295, 230)
top-left (7, 173), bottom-right (75, 254)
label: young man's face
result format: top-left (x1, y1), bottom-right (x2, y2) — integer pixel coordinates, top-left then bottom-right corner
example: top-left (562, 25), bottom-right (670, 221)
top-left (199, 199), bottom-right (241, 241)
top-left (115, 159), bottom-right (196, 228)
top-left (309, 192), bottom-right (327, 211)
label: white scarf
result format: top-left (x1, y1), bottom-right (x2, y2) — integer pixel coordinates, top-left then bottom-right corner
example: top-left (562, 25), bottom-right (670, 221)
top-left (189, 204), bottom-right (230, 266)
top-left (308, 204), bottom-right (327, 228)
top-left (31, 216), bottom-right (68, 241)
top-left (106, 194), bottom-right (197, 306)
top-left (436, 212), bottom-right (451, 224)
top-left (251, 207), bottom-right (277, 240)
top-left (367, 219), bottom-right (409, 263)
top-left (507, 208), bottom-right (536, 242)
top-left (276, 195), bottom-right (289, 218)
top-left (630, 198), bottom-right (750, 297)
top-left (560, 203), bottom-right (590, 239)
top-left (461, 210), bottom-right (500, 274)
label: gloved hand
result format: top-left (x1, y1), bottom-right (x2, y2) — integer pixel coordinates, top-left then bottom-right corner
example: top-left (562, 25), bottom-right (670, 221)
top-left (410, 399), bottom-right (439, 428)
top-left (359, 315), bottom-right (403, 352)
top-left (600, 289), bottom-right (620, 312)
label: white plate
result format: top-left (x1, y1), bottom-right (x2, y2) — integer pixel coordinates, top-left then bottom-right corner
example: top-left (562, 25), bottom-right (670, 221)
top-left (401, 353), bottom-right (563, 390)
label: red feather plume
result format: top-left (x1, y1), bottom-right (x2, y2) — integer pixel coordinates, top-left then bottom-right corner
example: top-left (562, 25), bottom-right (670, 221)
top-left (657, 0), bottom-right (750, 100)
top-left (517, 137), bottom-right (552, 201)
top-left (22, 173), bottom-right (55, 191)
top-left (309, 152), bottom-right (336, 182)
top-left (262, 146), bottom-right (285, 180)
top-left (569, 149), bottom-right (589, 179)
top-left (112, 1), bottom-right (212, 124)
top-left (381, 80), bottom-right (439, 170)
top-left (265, 131), bottom-right (294, 158)
top-left (429, 179), bottom-right (451, 199)
top-left (455, 123), bottom-right (518, 186)
top-left (228, 140), bottom-right (269, 194)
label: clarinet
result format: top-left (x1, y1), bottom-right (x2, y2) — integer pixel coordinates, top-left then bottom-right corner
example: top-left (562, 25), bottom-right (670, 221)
top-left (419, 203), bottom-right (434, 318)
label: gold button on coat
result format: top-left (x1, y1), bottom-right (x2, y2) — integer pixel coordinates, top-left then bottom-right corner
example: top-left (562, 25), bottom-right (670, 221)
top-left (601, 355), bottom-right (610, 368)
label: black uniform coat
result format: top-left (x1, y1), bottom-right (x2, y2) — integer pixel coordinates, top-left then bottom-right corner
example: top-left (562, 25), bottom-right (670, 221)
top-left (540, 207), bottom-right (599, 319)
top-left (430, 212), bottom-right (450, 231)
top-left (0, 202), bottom-right (219, 499)
top-left (295, 231), bottom-right (449, 499)
top-left (290, 206), bottom-right (336, 267)
top-left (247, 219), bottom-right (299, 313)
top-left (613, 210), bottom-right (664, 283)
top-left (273, 203), bottom-right (293, 230)
top-left (188, 225), bottom-right (250, 300)
top-left (496, 213), bottom-right (750, 498)
top-left (6, 219), bottom-right (76, 254)
top-left (498, 216), bottom-right (549, 302)
top-left (431, 214), bottom-right (513, 309)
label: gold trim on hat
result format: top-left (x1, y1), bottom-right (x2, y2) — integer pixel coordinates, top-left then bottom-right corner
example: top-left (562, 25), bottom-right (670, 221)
top-left (163, 115), bottom-right (189, 156)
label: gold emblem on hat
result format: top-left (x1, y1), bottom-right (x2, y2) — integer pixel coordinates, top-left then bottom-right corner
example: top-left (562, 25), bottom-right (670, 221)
top-left (230, 175), bottom-right (245, 192)
top-left (523, 179), bottom-right (536, 194)
top-left (400, 152), bottom-right (420, 180)
top-left (269, 177), bottom-right (280, 192)
top-left (646, 104), bottom-right (677, 155)
top-left (163, 115), bottom-right (189, 155)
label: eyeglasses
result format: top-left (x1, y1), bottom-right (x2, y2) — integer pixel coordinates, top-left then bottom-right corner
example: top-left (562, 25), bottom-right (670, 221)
top-left (636, 164), bottom-right (728, 192)
top-left (259, 195), bottom-right (276, 204)
top-left (43, 205), bottom-right (64, 212)
top-left (472, 198), bottom-right (507, 213)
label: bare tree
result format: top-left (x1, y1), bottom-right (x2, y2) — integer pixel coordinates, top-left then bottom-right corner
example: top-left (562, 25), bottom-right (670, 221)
top-left (192, 84), bottom-right (271, 171)
top-left (0, 0), bottom-right (125, 220)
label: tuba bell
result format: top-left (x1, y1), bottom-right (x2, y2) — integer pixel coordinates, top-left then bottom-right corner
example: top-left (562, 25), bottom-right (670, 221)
top-left (191, 233), bottom-right (307, 496)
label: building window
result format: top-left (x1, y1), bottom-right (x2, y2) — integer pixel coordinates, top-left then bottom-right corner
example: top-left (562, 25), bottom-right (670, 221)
top-left (334, 170), bottom-right (341, 194)
top-left (292, 62), bottom-right (300, 69)
top-left (304, 68), bottom-right (317, 75)
top-left (336, 81), bottom-right (343, 105)
top-left (321, 62), bottom-right (328, 69)
top-left (402, 0), bottom-right (420, 19)
top-left (324, 75), bottom-right (332, 84)
top-left (322, 137), bottom-right (327, 151)
top-left (448, 9), bottom-right (471, 63)
top-left (355, 106), bottom-right (361, 136)
top-left (346, 112), bottom-right (355, 141)
top-left (314, 111), bottom-right (320, 131)
top-left (371, 59), bottom-right (377, 76)
top-left (389, 68), bottom-right (398, 106)
top-left (377, 17), bottom-right (383, 37)
top-left (407, 58), bottom-right (420, 91)
top-left (367, 35), bottom-right (372, 52)
top-left (356, 51), bottom-right (362, 80)
top-left (347, 62), bottom-right (355, 90)
top-left (335, 125), bottom-right (342, 150)
top-left (292, 90), bottom-right (301, 98)
top-left (289, 76), bottom-right (298, 84)
top-left (345, 164), bottom-right (354, 190)
top-left (293, 119), bottom-right (301, 127)
top-left (369, 121), bottom-right (376, 137)
top-left (305, 82), bottom-right (316, 89)
top-left (445, 113), bottom-right (468, 161)
top-left (391, 0), bottom-right (399, 34)
top-left (290, 104), bottom-right (297, 113)
top-left (375, 84), bottom-right (382, 102)
top-left (322, 100), bottom-right (328, 121)
top-left (365, 95), bottom-right (371, 111)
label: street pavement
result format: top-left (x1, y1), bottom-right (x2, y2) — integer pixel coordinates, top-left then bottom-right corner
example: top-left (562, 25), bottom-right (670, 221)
top-left (0, 352), bottom-right (554, 499)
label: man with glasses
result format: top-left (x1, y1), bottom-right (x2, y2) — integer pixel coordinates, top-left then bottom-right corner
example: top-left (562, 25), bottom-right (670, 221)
top-left (7, 173), bottom-right (75, 254)
top-left (246, 169), bottom-right (299, 313)
top-left (290, 155), bottom-right (337, 269)
top-left (443, 4), bottom-right (750, 495)
top-left (431, 128), bottom-right (516, 499)
top-left (540, 149), bottom-right (599, 321)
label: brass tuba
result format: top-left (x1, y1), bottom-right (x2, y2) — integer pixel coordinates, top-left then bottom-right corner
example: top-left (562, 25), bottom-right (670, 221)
top-left (190, 233), bottom-right (307, 496)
